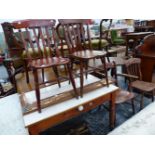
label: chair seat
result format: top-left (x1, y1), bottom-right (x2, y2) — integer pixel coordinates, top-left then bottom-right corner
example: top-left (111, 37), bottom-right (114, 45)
top-left (30, 57), bottom-right (70, 69)
top-left (22, 47), bottom-right (51, 59)
top-left (88, 39), bottom-right (109, 49)
top-left (113, 38), bottom-right (125, 44)
top-left (115, 89), bottom-right (135, 104)
top-left (58, 44), bottom-right (68, 50)
top-left (70, 50), bottom-right (107, 60)
top-left (5, 57), bottom-right (24, 69)
top-left (131, 80), bottom-right (155, 92)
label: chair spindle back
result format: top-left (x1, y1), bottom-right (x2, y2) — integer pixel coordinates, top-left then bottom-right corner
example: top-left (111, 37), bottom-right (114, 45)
top-left (59, 19), bottom-right (92, 54)
top-left (12, 19), bottom-right (61, 60)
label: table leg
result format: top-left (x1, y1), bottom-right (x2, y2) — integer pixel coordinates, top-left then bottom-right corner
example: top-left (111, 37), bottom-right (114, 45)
top-left (80, 60), bottom-right (84, 97)
top-left (109, 91), bottom-right (116, 129)
top-left (33, 68), bottom-right (41, 113)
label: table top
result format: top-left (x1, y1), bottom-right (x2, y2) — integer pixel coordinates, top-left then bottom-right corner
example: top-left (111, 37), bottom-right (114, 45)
top-left (138, 50), bottom-right (155, 58)
top-left (24, 84), bottom-right (118, 127)
top-left (110, 27), bottom-right (127, 31)
top-left (109, 101), bottom-right (155, 135)
top-left (0, 94), bottom-right (28, 135)
top-left (135, 25), bottom-right (154, 29)
top-left (23, 75), bottom-right (118, 127)
top-left (0, 75), bottom-right (118, 134)
top-left (125, 31), bottom-right (154, 36)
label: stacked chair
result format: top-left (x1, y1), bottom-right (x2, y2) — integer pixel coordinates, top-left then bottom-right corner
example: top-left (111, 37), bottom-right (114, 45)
top-left (59, 19), bottom-right (109, 97)
top-left (11, 19), bottom-right (78, 112)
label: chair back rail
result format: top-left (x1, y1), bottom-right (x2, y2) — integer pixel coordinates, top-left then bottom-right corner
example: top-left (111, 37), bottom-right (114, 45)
top-left (1, 22), bottom-right (24, 57)
top-left (99, 19), bottom-right (112, 40)
top-left (125, 58), bottom-right (142, 81)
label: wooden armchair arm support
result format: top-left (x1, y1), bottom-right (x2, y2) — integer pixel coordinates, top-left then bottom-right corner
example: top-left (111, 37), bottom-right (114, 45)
top-left (117, 73), bottom-right (139, 80)
top-left (3, 58), bottom-right (19, 91)
top-left (4, 57), bottom-right (21, 62)
top-left (3, 58), bottom-right (17, 74)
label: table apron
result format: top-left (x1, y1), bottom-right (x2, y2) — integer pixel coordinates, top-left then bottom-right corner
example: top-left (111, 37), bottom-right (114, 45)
top-left (28, 91), bottom-right (116, 135)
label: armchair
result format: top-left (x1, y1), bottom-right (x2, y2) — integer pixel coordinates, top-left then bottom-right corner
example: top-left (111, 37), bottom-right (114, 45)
top-left (1, 22), bottom-right (25, 89)
top-left (110, 29), bottom-right (125, 45)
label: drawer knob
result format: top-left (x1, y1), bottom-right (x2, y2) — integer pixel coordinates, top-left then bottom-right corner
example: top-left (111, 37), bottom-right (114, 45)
top-left (78, 105), bottom-right (84, 111)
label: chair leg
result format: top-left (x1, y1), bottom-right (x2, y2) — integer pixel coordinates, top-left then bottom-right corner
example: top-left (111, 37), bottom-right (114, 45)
top-left (24, 60), bottom-right (29, 83)
top-left (85, 60), bottom-right (89, 80)
top-left (33, 68), bottom-right (41, 113)
top-left (131, 99), bottom-right (135, 114)
top-left (66, 64), bottom-right (79, 99)
top-left (41, 68), bottom-right (44, 83)
top-left (53, 66), bottom-right (61, 88)
top-left (111, 67), bottom-right (116, 78)
top-left (80, 60), bottom-right (84, 97)
top-left (140, 92), bottom-right (144, 110)
top-left (12, 74), bottom-right (17, 93)
top-left (68, 59), bottom-right (74, 85)
top-left (70, 59), bottom-right (74, 71)
top-left (100, 56), bottom-right (109, 86)
top-left (64, 64), bottom-right (68, 76)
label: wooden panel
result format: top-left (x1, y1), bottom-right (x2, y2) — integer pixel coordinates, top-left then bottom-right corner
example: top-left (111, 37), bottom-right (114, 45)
top-left (141, 57), bottom-right (155, 82)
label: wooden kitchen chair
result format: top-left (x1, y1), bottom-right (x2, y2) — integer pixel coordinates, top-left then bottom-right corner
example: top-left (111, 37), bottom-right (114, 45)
top-left (101, 61), bottom-right (135, 115)
top-left (12, 19), bottom-right (78, 113)
top-left (125, 58), bottom-right (155, 110)
top-left (59, 19), bottom-right (109, 97)
top-left (112, 61), bottom-right (136, 114)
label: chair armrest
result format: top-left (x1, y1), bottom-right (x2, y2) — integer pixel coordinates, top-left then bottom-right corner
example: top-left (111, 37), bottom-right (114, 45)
top-left (3, 58), bottom-right (17, 76)
top-left (4, 57), bottom-right (21, 69)
top-left (4, 57), bottom-right (21, 62)
top-left (117, 73), bottom-right (139, 79)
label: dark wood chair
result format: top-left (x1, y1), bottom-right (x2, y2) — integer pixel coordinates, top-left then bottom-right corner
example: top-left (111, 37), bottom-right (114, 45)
top-left (59, 19), bottom-right (109, 97)
top-left (12, 19), bottom-right (78, 112)
top-left (112, 61), bottom-right (136, 114)
top-left (99, 19), bottom-right (113, 50)
top-left (56, 23), bottom-right (69, 58)
top-left (101, 61), bottom-right (135, 115)
top-left (125, 58), bottom-right (155, 110)
top-left (1, 22), bottom-right (25, 90)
